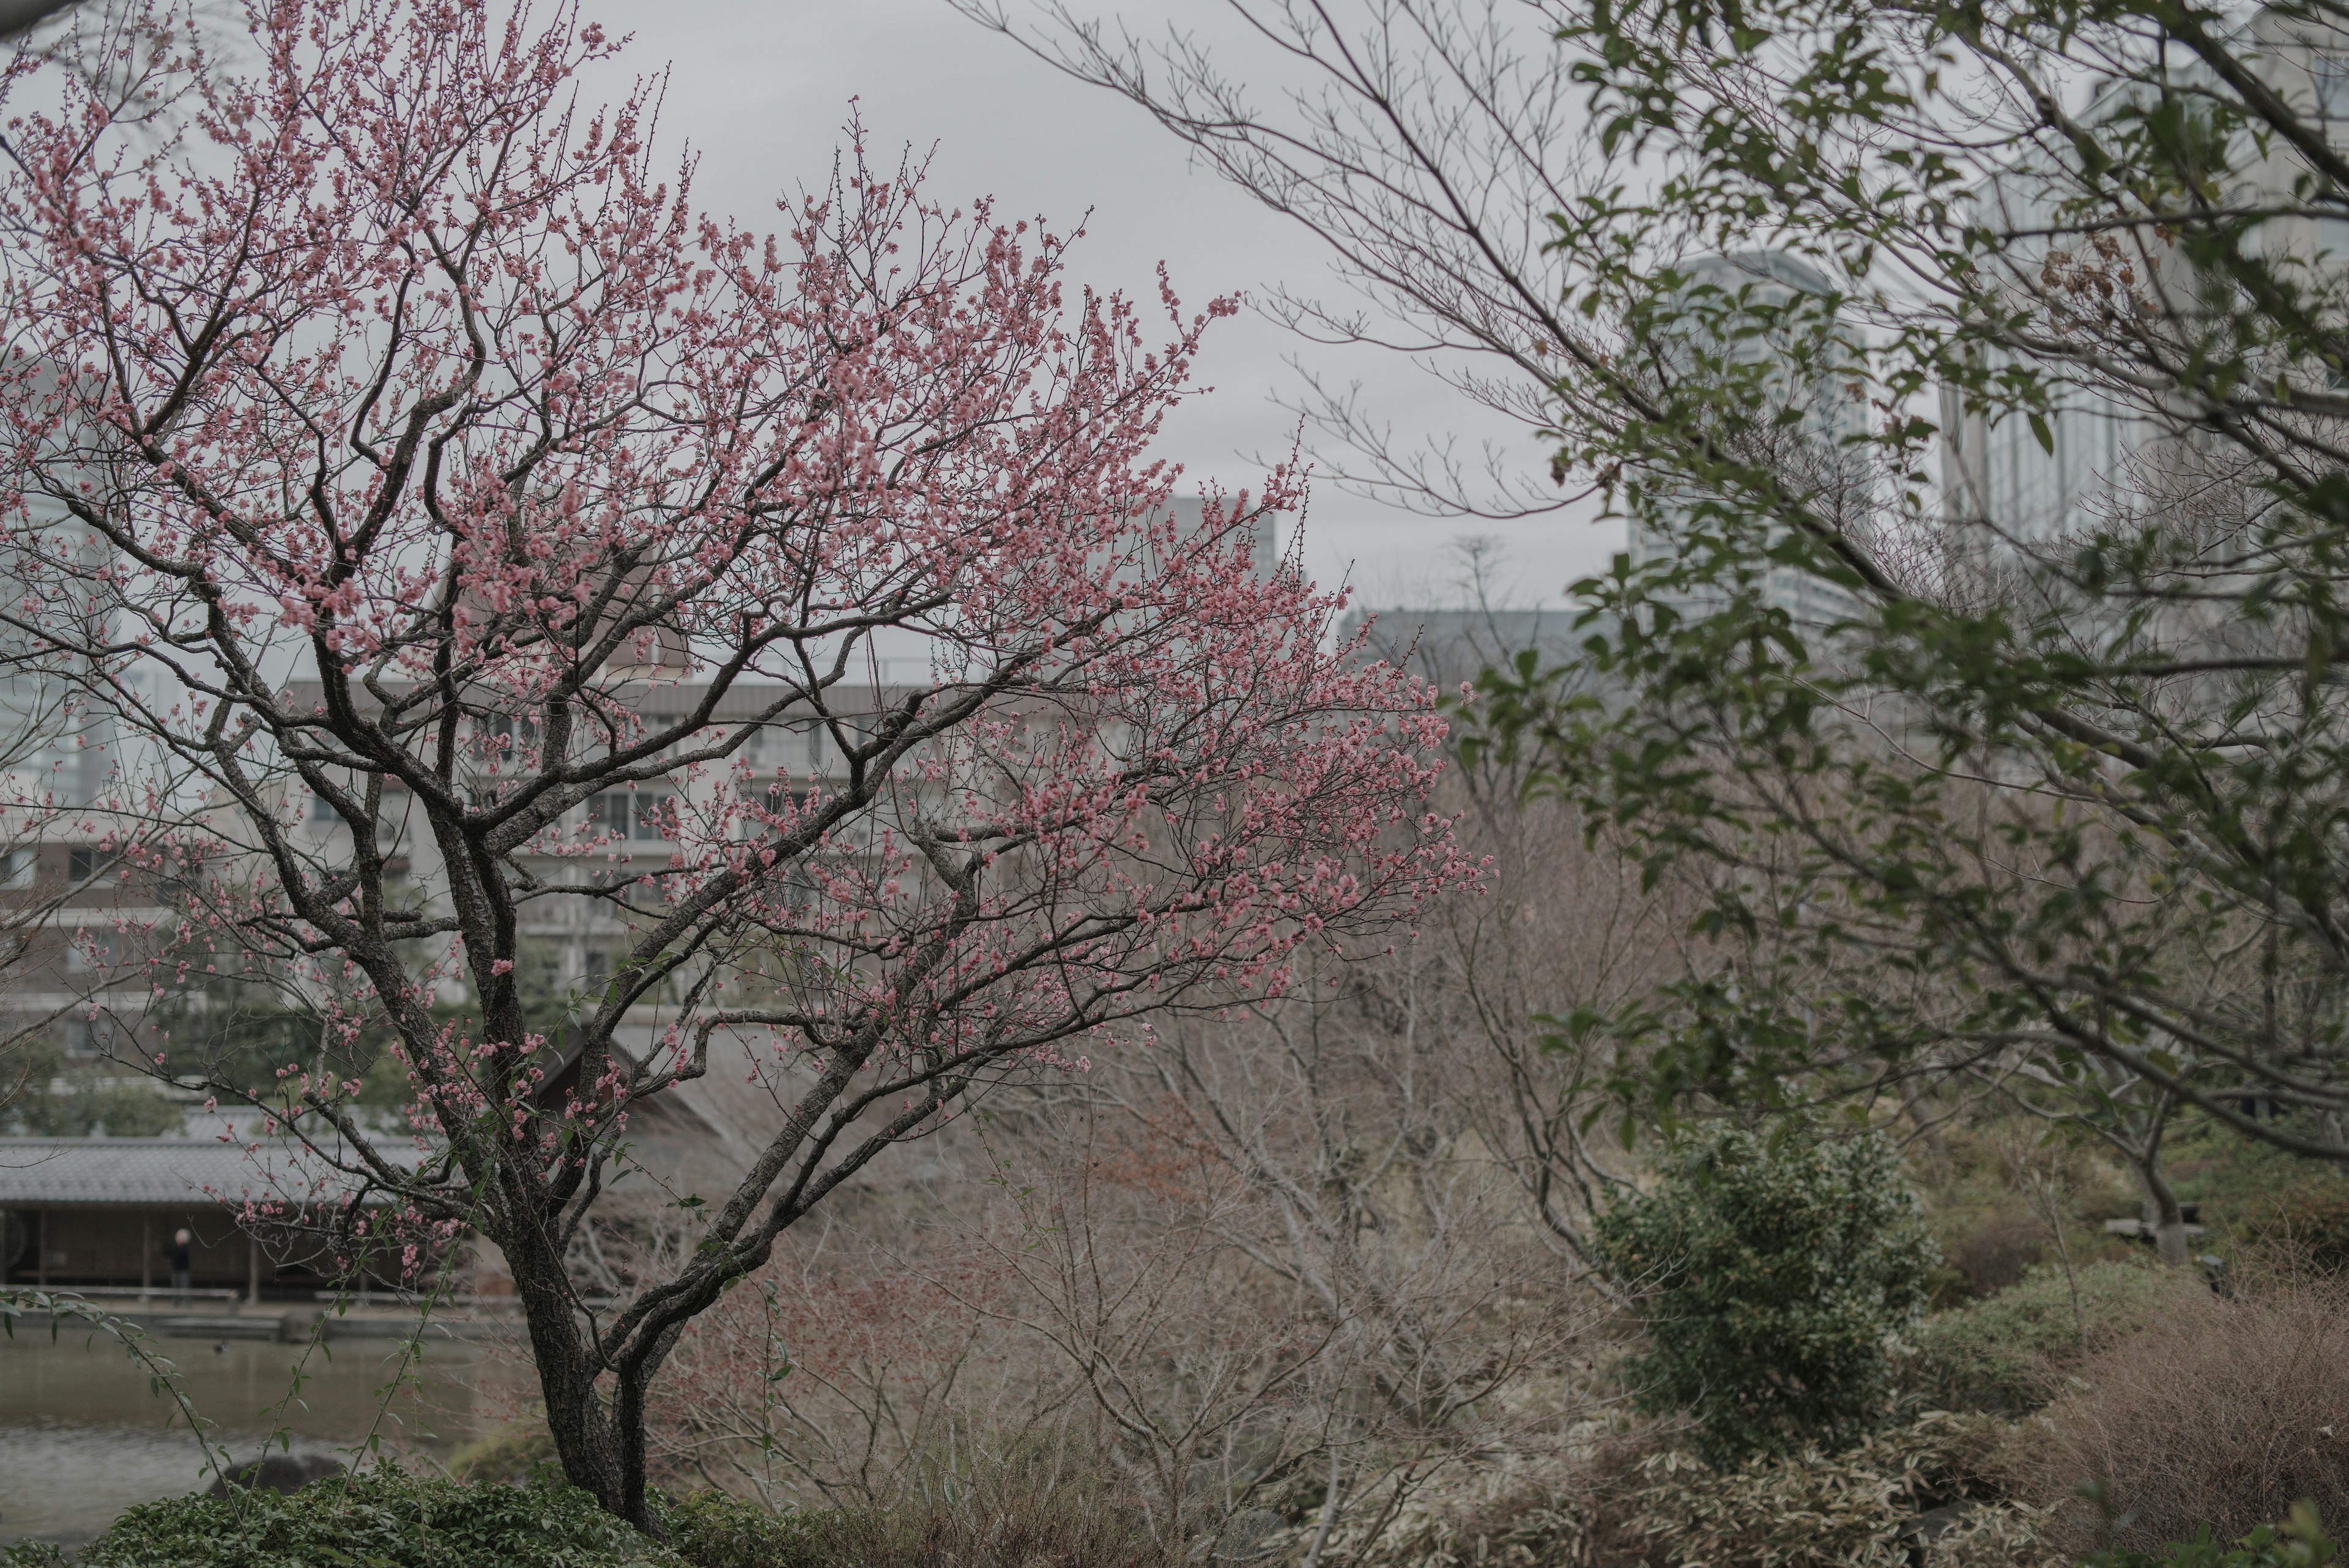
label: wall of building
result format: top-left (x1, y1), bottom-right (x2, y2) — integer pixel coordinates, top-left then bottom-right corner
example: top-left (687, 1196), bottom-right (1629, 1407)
top-left (0, 1206), bottom-right (347, 1298)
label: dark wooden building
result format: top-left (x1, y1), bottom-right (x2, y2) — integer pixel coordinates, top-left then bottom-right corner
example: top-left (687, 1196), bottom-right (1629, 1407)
top-left (0, 1134), bottom-right (413, 1301)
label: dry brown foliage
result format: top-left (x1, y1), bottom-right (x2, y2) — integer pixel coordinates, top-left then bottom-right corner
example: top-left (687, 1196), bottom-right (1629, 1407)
top-left (602, 780), bottom-right (1646, 1560)
top-left (1321, 1412), bottom-right (2047, 1568)
top-left (640, 1212), bottom-right (1049, 1509)
top-left (2014, 1278), bottom-right (2349, 1552)
top-left (762, 1454), bottom-right (1179, 1568)
top-left (2236, 1178), bottom-right (2349, 1278)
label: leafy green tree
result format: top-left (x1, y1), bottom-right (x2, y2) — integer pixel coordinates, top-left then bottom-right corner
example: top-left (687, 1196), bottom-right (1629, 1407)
top-left (1594, 1123), bottom-right (1938, 1462)
top-left (155, 939), bottom-right (585, 1112)
top-left (984, 0), bottom-right (2349, 1166)
top-left (1, 1039), bottom-right (180, 1137)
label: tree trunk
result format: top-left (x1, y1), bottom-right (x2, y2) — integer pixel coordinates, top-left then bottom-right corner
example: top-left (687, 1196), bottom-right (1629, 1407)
top-left (2131, 1153), bottom-right (2193, 1268)
top-left (500, 1219), bottom-right (645, 1529)
top-left (612, 1322), bottom-right (688, 1533)
top-left (1898, 1081), bottom-right (1951, 1186)
top-left (2114, 1093), bottom-right (2192, 1269)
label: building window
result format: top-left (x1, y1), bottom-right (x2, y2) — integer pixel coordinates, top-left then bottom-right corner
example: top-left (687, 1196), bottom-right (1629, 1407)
top-left (65, 931), bottom-right (117, 973)
top-left (634, 793), bottom-right (670, 841)
top-left (67, 848), bottom-right (116, 884)
top-left (0, 849), bottom-right (32, 890)
top-left (61, 1015), bottom-right (125, 1058)
top-left (760, 721), bottom-right (833, 776)
top-left (587, 790), bottom-right (674, 842)
top-left (741, 723), bottom-right (833, 772)
top-left (2319, 54), bottom-right (2349, 123)
top-left (739, 782), bottom-right (810, 820)
top-left (480, 713), bottom-right (541, 761)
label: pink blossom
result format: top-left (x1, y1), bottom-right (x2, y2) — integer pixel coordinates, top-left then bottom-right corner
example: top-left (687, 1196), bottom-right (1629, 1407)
top-left (0, 0), bottom-right (1475, 1521)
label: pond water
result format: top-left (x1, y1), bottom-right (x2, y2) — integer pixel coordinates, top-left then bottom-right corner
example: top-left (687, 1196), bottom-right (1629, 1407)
top-left (0, 1328), bottom-right (530, 1548)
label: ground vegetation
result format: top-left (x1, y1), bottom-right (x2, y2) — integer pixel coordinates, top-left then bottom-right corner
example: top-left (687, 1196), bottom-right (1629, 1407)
top-left (20, 0), bottom-right (2349, 1558)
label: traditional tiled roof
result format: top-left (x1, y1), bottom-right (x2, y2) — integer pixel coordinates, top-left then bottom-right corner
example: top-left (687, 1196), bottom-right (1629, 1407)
top-left (0, 1134), bottom-right (421, 1208)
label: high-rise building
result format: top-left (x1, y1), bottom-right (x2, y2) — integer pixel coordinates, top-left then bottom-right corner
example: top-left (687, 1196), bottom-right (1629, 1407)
top-left (1935, 166), bottom-right (2146, 549)
top-left (1939, 373), bottom-right (2142, 550)
top-left (0, 489), bottom-right (157, 1064)
top-left (1934, 12), bottom-right (2349, 550)
top-left (1624, 250), bottom-right (1874, 633)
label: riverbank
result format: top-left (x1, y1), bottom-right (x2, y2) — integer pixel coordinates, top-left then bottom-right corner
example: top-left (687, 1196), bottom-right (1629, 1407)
top-left (0, 1326), bottom-right (529, 1548)
top-left (6, 1300), bottom-right (523, 1344)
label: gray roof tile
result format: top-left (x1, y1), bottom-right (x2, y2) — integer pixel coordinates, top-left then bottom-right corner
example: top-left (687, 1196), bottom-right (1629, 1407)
top-left (0, 1137), bottom-right (420, 1208)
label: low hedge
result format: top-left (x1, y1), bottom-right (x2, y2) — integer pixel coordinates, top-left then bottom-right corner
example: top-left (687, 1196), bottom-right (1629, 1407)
top-left (1909, 1259), bottom-right (2187, 1410)
top-left (656, 1490), bottom-right (822, 1568)
top-left (0, 1470), bottom-right (681, 1568)
top-left (2085, 1502), bottom-right (2339, 1568)
top-left (0, 1461), bottom-right (1171, 1568)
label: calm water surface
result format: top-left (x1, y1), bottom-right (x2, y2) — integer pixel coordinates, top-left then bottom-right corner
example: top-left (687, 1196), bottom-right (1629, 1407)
top-left (0, 1328), bottom-right (529, 1547)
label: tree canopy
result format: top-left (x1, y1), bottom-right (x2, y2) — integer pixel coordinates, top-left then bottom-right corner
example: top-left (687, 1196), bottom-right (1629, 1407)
top-left (979, 0), bottom-right (2349, 1169)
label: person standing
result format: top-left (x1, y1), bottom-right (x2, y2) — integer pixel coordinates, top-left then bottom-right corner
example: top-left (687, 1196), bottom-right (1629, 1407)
top-left (164, 1228), bottom-right (191, 1306)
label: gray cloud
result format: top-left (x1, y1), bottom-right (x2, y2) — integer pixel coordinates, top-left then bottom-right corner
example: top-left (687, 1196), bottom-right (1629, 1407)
top-left (575, 0), bottom-right (1620, 609)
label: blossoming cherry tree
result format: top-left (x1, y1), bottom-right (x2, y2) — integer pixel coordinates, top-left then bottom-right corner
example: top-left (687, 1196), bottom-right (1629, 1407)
top-left (0, 0), bottom-right (1470, 1526)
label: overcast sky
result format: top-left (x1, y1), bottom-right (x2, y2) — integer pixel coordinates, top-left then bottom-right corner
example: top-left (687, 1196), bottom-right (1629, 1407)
top-left (567, 0), bottom-right (1621, 614)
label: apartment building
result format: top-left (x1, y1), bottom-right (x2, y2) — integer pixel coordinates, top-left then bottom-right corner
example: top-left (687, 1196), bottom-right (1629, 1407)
top-left (274, 667), bottom-right (907, 1027)
top-left (1938, 11), bottom-right (2349, 550)
top-left (1625, 249), bottom-right (1875, 633)
top-left (0, 499), bottom-right (171, 1066)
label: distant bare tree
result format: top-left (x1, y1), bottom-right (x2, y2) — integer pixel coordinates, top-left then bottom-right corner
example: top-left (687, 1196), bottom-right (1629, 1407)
top-left (957, 0), bottom-right (1598, 523)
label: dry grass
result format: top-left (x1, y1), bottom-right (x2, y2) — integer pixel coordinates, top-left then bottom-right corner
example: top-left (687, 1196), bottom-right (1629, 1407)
top-left (1942, 1206), bottom-right (2049, 1298)
top-left (661, 1452), bottom-right (1180, 1568)
top-left (801, 1482), bottom-right (1174, 1568)
top-left (2013, 1277), bottom-right (2349, 1552)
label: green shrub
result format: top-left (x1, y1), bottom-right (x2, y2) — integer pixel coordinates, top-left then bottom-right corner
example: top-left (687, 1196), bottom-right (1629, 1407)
top-left (0, 1041), bottom-right (182, 1137)
top-left (656, 1490), bottom-right (823, 1568)
top-left (2085, 1503), bottom-right (2337, 1568)
top-left (0, 1468), bottom-right (678, 1568)
top-left (1910, 1259), bottom-right (2186, 1410)
top-left (1594, 1121), bottom-right (1940, 1464)
top-left (445, 1419), bottom-right (559, 1484)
